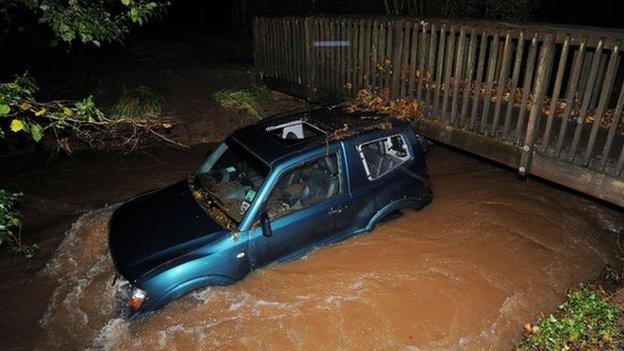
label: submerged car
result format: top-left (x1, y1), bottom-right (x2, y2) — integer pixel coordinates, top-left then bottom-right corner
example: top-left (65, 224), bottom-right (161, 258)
top-left (109, 105), bottom-right (432, 316)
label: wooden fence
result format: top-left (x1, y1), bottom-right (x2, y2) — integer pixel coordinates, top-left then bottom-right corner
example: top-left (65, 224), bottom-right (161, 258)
top-left (254, 16), bottom-right (624, 207)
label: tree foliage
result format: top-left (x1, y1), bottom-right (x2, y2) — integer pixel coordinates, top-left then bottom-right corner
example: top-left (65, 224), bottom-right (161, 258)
top-left (21, 0), bottom-right (170, 46)
top-left (381, 0), bottom-right (535, 21)
top-left (0, 74), bottom-right (182, 153)
top-left (0, 190), bottom-right (38, 264)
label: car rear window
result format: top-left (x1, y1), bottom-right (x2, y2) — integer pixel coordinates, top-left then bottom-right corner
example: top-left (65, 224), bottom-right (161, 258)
top-left (357, 134), bottom-right (411, 180)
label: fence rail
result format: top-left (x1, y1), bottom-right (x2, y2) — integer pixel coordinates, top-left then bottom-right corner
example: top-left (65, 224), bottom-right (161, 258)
top-left (254, 15), bottom-right (624, 207)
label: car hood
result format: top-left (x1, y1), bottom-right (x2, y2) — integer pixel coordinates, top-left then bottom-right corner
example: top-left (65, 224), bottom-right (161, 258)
top-left (109, 180), bottom-right (230, 282)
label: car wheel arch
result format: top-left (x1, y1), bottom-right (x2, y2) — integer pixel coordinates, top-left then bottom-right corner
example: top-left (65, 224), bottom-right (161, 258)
top-left (149, 274), bottom-right (237, 311)
top-left (365, 199), bottom-right (409, 231)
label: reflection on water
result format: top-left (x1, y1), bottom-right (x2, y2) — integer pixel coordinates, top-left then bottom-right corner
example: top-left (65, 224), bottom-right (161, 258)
top-left (38, 147), bottom-right (622, 350)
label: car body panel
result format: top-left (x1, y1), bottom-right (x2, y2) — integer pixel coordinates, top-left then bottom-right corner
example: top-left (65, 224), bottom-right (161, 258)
top-left (108, 107), bottom-right (432, 316)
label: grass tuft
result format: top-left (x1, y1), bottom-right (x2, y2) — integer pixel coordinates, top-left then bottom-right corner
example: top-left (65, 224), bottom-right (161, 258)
top-left (110, 85), bottom-right (163, 121)
top-left (213, 85), bottom-right (270, 120)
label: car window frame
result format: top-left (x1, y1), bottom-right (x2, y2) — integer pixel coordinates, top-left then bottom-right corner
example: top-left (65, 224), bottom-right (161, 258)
top-left (261, 149), bottom-right (346, 222)
top-left (356, 133), bottom-right (413, 181)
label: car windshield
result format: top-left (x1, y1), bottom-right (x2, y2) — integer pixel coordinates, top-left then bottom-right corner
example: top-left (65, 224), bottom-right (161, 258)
top-left (194, 141), bottom-right (269, 224)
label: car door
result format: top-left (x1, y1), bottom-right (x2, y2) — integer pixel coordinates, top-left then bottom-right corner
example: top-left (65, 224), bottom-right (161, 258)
top-left (342, 131), bottom-right (418, 231)
top-left (248, 148), bottom-right (351, 268)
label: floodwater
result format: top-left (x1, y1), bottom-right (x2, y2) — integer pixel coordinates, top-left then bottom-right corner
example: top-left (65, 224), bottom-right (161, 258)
top-left (3, 146), bottom-right (623, 350)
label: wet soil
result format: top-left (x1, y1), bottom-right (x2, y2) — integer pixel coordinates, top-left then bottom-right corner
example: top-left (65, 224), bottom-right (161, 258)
top-left (1, 144), bottom-right (622, 350)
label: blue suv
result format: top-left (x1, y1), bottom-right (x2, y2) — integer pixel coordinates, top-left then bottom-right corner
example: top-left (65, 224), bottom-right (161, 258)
top-left (109, 106), bottom-right (432, 316)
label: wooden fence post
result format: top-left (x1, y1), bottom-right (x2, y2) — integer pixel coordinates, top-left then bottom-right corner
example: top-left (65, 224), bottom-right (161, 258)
top-left (305, 16), bottom-right (318, 102)
top-left (519, 34), bottom-right (555, 175)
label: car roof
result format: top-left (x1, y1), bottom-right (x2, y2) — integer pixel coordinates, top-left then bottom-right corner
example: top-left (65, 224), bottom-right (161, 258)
top-left (230, 105), bottom-right (412, 167)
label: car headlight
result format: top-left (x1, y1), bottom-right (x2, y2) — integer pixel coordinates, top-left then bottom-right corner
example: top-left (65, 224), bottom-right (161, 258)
top-left (129, 287), bottom-right (147, 309)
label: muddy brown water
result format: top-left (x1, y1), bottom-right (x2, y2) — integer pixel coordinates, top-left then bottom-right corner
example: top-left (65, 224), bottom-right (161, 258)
top-left (2, 145), bottom-right (623, 350)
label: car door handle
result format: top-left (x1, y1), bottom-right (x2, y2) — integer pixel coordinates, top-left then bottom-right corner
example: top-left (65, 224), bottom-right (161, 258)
top-left (328, 205), bottom-right (347, 214)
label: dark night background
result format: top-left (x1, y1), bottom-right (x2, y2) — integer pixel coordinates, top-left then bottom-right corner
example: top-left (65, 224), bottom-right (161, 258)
top-left (3, 0), bottom-right (624, 79)
top-left (2, 1), bottom-right (624, 350)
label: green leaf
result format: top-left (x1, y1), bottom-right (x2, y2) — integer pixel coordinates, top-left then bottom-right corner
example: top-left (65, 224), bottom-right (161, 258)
top-left (0, 104), bottom-right (10, 116)
top-left (31, 123), bottom-right (44, 142)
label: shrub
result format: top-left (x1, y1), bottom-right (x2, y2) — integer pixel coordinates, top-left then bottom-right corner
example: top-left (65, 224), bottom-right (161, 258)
top-left (0, 190), bottom-right (39, 265)
top-left (110, 85), bottom-right (163, 121)
top-left (516, 285), bottom-right (624, 350)
top-left (213, 85), bottom-right (270, 120)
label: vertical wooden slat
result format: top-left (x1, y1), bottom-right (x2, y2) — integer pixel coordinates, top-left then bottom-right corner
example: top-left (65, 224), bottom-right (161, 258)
top-left (491, 31), bottom-right (512, 134)
top-left (265, 19), bottom-right (271, 78)
top-left (578, 51), bottom-right (593, 94)
top-left (432, 25), bottom-right (447, 118)
top-left (585, 43), bottom-right (619, 163)
top-left (441, 27), bottom-right (456, 121)
top-left (289, 18), bottom-right (296, 82)
top-left (299, 18), bottom-right (306, 84)
top-left (470, 30), bottom-right (488, 130)
top-left (253, 19), bottom-right (260, 81)
top-left (362, 19), bottom-right (372, 89)
top-left (263, 19), bottom-right (271, 78)
top-left (280, 18), bottom-right (287, 80)
top-left (424, 23), bottom-right (438, 116)
top-left (384, 21), bottom-right (394, 89)
top-left (315, 18), bottom-right (327, 92)
top-left (337, 19), bottom-right (345, 93)
top-left (556, 40), bottom-right (587, 155)
top-left (353, 20), bottom-right (368, 94)
top-left (570, 40), bottom-right (604, 158)
top-left (327, 18), bottom-right (334, 91)
top-left (460, 28), bottom-right (477, 126)
top-left (541, 37), bottom-right (570, 149)
top-left (375, 21), bottom-right (388, 88)
top-left (502, 33), bottom-right (525, 138)
top-left (450, 27), bottom-right (466, 124)
top-left (344, 19), bottom-right (352, 93)
top-left (617, 144), bottom-right (624, 176)
top-left (408, 23), bottom-right (420, 99)
top-left (273, 19), bottom-right (280, 78)
top-left (480, 30), bottom-right (500, 133)
top-left (514, 33), bottom-right (538, 144)
top-left (341, 19), bottom-right (348, 92)
top-left (304, 17), bottom-right (316, 100)
top-left (401, 21), bottom-right (415, 98)
top-left (291, 18), bottom-right (298, 83)
top-left (519, 34), bottom-right (555, 175)
top-left (285, 19), bottom-right (293, 82)
top-left (316, 18), bottom-right (324, 90)
top-left (366, 19), bottom-right (379, 87)
top-left (358, 20), bottom-right (368, 90)
top-left (416, 22), bottom-right (428, 101)
top-left (351, 19), bottom-right (359, 92)
top-left (600, 81), bottom-right (624, 170)
top-left (590, 53), bottom-right (609, 109)
top-left (331, 19), bottom-right (339, 92)
top-left (324, 19), bottom-right (332, 91)
top-left (391, 20), bottom-right (405, 98)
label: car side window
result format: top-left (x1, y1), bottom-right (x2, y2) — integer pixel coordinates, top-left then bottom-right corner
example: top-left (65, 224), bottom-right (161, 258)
top-left (266, 152), bottom-right (343, 219)
top-left (357, 134), bottom-right (411, 180)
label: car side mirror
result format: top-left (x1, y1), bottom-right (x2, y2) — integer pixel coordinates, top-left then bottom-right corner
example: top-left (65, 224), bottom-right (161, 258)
top-left (260, 209), bottom-right (273, 238)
